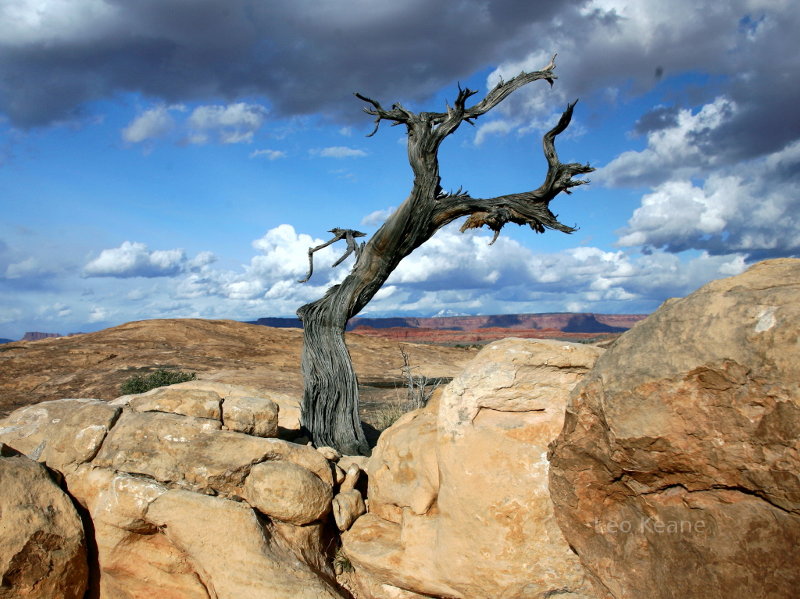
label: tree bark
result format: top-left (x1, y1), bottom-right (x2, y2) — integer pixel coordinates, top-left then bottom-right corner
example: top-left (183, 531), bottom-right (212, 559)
top-left (297, 56), bottom-right (594, 454)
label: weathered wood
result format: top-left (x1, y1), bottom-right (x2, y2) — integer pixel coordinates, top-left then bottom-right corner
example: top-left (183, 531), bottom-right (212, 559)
top-left (297, 55), bottom-right (594, 454)
top-left (298, 228), bottom-right (365, 284)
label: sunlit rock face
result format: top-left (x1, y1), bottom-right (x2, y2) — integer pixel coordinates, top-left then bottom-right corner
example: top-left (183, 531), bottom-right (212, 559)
top-left (549, 258), bottom-right (800, 599)
top-left (344, 337), bottom-right (607, 599)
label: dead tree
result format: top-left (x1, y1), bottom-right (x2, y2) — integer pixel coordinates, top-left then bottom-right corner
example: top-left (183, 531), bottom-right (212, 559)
top-left (297, 55), bottom-right (594, 454)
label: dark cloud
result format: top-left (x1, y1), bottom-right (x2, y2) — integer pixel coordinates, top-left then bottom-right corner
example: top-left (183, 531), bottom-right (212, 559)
top-left (0, 0), bottom-right (585, 128)
top-left (633, 106), bottom-right (680, 135)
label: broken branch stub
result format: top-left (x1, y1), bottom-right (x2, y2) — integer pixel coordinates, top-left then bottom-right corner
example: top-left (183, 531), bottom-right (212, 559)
top-left (298, 228), bottom-right (366, 284)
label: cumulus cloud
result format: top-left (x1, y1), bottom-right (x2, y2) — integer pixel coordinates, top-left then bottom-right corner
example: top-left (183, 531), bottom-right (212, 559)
top-left (310, 146), bottom-right (368, 158)
top-left (596, 97), bottom-right (736, 187)
top-left (122, 102), bottom-right (266, 146)
top-left (84, 241), bottom-right (216, 278)
top-left (617, 139), bottom-right (800, 257)
top-left (474, 119), bottom-right (514, 145)
top-left (187, 103), bottom-right (267, 144)
top-left (0, 0), bottom-right (588, 129)
top-left (145, 222), bottom-right (753, 321)
top-left (5, 257), bottom-right (49, 279)
top-left (484, 1), bottom-right (800, 161)
top-left (350, 224), bottom-right (749, 315)
top-left (174, 225), bottom-right (350, 307)
top-left (361, 206), bottom-right (396, 227)
top-left (122, 104), bottom-right (182, 143)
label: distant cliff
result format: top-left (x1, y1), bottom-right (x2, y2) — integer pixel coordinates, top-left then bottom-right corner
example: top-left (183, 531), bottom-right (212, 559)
top-left (21, 332), bottom-right (63, 341)
top-left (248, 312), bottom-right (647, 334)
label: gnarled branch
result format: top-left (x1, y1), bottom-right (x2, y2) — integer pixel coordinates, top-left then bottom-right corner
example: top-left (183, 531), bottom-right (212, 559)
top-left (298, 228), bottom-right (366, 283)
top-left (355, 54), bottom-right (558, 139)
top-left (429, 53), bottom-right (558, 140)
top-left (434, 100), bottom-right (594, 244)
top-left (354, 93), bottom-right (416, 137)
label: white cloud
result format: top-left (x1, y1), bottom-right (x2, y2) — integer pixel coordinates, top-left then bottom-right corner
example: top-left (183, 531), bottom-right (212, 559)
top-left (37, 302), bottom-right (72, 318)
top-left (596, 97), bottom-right (736, 187)
top-left (84, 241), bottom-right (214, 278)
top-left (617, 139), bottom-right (800, 256)
top-left (173, 225), bottom-right (351, 306)
top-left (5, 257), bottom-right (43, 279)
top-left (122, 104), bottom-right (182, 143)
top-left (249, 148), bottom-right (286, 160)
top-left (0, 0), bottom-right (118, 45)
top-left (361, 206), bottom-right (395, 227)
top-left (311, 146), bottom-right (367, 158)
top-left (87, 305), bottom-right (110, 323)
top-left (187, 102), bottom-right (267, 144)
top-left (187, 251), bottom-right (217, 269)
top-left (474, 119), bottom-right (514, 145)
top-left (122, 102), bottom-right (267, 146)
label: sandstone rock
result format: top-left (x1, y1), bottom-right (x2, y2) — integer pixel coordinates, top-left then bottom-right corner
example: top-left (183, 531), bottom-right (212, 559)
top-left (168, 380), bottom-right (301, 435)
top-left (147, 489), bottom-right (344, 599)
top-left (0, 453), bottom-right (88, 599)
top-left (244, 460), bottom-right (333, 525)
top-left (363, 404), bottom-right (439, 524)
top-left (66, 468), bottom-right (344, 599)
top-left (0, 382), bottom-right (346, 597)
top-left (333, 489), bottom-right (366, 531)
top-left (317, 446), bottom-right (342, 462)
top-left (333, 463), bottom-right (346, 485)
top-left (340, 463), bottom-right (362, 493)
top-left (338, 454), bottom-right (369, 473)
top-left (344, 338), bottom-right (605, 598)
top-left (127, 386), bottom-right (222, 420)
top-left (549, 258), bottom-right (800, 599)
top-left (92, 410), bottom-right (332, 496)
top-left (0, 399), bottom-right (119, 472)
top-left (221, 395), bottom-right (279, 437)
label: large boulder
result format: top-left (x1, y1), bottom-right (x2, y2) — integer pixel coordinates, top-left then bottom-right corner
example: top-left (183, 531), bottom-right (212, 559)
top-left (0, 448), bottom-right (88, 599)
top-left (0, 399), bottom-right (120, 472)
top-left (343, 338), bottom-right (606, 599)
top-left (244, 460), bottom-right (333, 525)
top-left (549, 258), bottom-right (800, 599)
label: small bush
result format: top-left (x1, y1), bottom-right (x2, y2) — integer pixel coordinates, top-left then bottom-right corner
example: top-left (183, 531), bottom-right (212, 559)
top-left (371, 401), bottom-right (408, 432)
top-left (333, 546), bottom-right (354, 575)
top-left (120, 368), bottom-right (196, 395)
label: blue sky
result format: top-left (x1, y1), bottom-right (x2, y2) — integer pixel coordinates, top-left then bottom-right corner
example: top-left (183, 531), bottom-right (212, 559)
top-left (1, 0), bottom-right (798, 339)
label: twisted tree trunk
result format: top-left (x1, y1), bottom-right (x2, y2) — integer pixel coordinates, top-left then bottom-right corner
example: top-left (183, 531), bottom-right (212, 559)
top-left (297, 55), bottom-right (594, 454)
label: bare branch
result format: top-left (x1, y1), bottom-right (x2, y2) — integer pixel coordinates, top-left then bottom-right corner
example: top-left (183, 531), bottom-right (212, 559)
top-left (434, 99), bottom-right (593, 244)
top-left (354, 92), bottom-right (415, 137)
top-left (298, 228), bottom-right (366, 283)
top-left (430, 53), bottom-right (558, 139)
